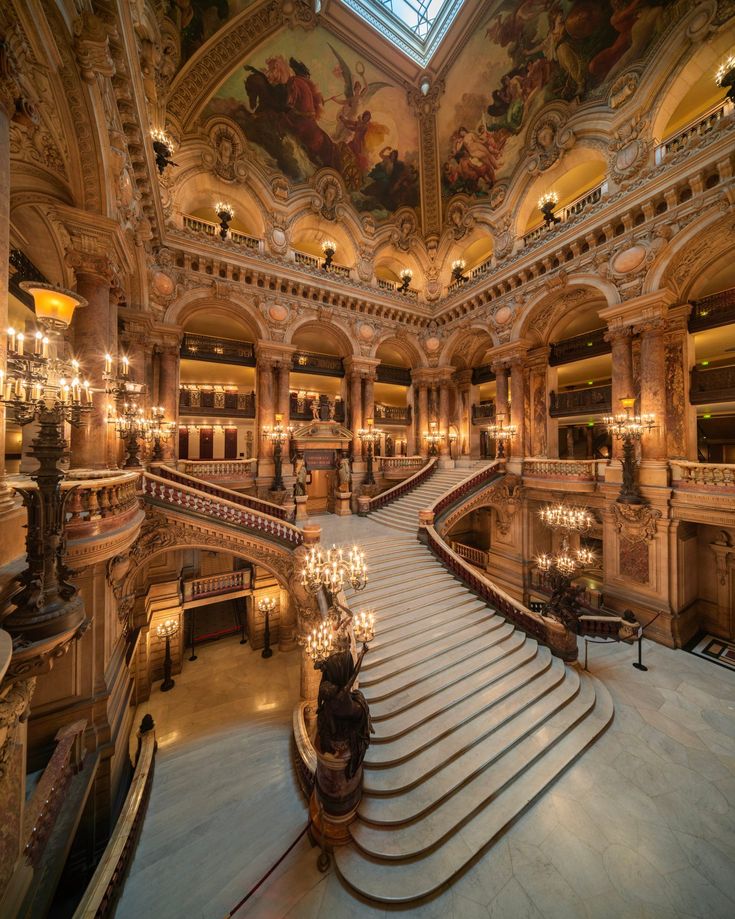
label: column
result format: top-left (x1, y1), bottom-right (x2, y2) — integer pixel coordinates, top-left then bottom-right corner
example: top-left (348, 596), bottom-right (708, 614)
top-left (349, 370), bottom-right (362, 457)
top-left (637, 318), bottom-right (668, 462)
top-left (256, 356), bottom-right (275, 462)
top-left (69, 261), bottom-right (116, 469)
top-left (275, 361), bottom-right (290, 421)
top-left (494, 364), bottom-right (509, 417)
top-left (157, 345), bottom-right (180, 460)
top-left (406, 385), bottom-right (416, 455)
top-left (527, 350), bottom-right (549, 458)
top-left (438, 379), bottom-right (450, 456)
top-left (665, 305), bottom-right (697, 461)
top-left (0, 90), bottom-right (15, 509)
top-left (509, 357), bottom-right (526, 458)
top-left (362, 371), bottom-right (375, 424)
top-left (605, 325), bottom-right (634, 460)
top-left (417, 384), bottom-right (429, 456)
top-left (454, 369), bottom-right (473, 457)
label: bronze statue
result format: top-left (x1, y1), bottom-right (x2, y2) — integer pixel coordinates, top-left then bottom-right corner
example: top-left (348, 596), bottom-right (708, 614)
top-left (316, 647), bottom-right (373, 779)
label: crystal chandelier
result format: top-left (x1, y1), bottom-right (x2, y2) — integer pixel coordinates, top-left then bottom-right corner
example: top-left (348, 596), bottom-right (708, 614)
top-left (423, 420), bottom-right (444, 456)
top-left (539, 502), bottom-right (594, 533)
top-left (486, 413), bottom-right (516, 459)
top-left (300, 544), bottom-right (368, 596)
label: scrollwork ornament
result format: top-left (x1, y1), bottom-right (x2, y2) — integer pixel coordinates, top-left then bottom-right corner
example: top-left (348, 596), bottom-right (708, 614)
top-left (610, 502), bottom-right (661, 543)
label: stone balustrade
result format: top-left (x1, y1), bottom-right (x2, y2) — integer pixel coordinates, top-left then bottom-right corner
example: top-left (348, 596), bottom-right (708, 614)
top-left (376, 456), bottom-right (424, 470)
top-left (522, 458), bottom-right (607, 481)
top-left (179, 459), bottom-right (256, 482)
top-left (450, 540), bottom-right (489, 568)
top-left (182, 569), bottom-right (249, 603)
top-left (671, 460), bottom-right (735, 489)
top-left (63, 473), bottom-right (141, 536)
top-left (655, 99), bottom-right (734, 165)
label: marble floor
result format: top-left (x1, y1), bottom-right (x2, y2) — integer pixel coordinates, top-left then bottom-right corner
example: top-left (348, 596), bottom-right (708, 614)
top-left (115, 518), bottom-right (735, 919)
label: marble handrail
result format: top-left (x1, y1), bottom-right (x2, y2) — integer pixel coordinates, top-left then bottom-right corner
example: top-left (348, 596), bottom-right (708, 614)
top-left (428, 460), bottom-right (502, 519)
top-left (141, 472), bottom-right (303, 546)
top-left (670, 460), bottom-right (735, 488)
top-left (179, 459), bottom-right (257, 479)
top-left (363, 457), bottom-right (437, 512)
top-left (72, 724), bottom-right (156, 919)
top-left (375, 456), bottom-right (424, 469)
top-left (183, 570), bottom-right (248, 602)
top-left (522, 458), bottom-right (608, 481)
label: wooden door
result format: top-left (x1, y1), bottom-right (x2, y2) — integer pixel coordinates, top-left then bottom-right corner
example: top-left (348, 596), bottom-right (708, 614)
top-left (178, 427), bottom-right (189, 459)
top-left (199, 428), bottom-right (213, 459)
top-left (224, 428), bottom-right (237, 459)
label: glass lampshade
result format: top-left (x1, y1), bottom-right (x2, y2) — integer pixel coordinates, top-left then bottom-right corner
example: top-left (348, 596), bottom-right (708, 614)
top-left (19, 282), bottom-right (87, 329)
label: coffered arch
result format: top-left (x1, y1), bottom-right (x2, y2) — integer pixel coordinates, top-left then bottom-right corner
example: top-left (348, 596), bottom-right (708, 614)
top-left (515, 276), bottom-right (621, 346)
top-left (164, 289), bottom-right (268, 341)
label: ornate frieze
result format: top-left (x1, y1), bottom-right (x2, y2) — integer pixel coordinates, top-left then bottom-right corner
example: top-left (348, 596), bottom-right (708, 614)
top-left (610, 502), bottom-right (662, 543)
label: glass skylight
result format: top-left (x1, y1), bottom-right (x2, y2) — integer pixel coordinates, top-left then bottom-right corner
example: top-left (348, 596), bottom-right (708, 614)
top-left (341, 0), bottom-right (465, 67)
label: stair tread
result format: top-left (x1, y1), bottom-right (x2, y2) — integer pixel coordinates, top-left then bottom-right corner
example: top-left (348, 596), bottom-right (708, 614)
top-left (366, 600), bottom-right (491, 651)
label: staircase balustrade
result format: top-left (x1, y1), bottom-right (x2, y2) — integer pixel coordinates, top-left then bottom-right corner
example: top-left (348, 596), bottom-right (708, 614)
top-left (183, 570), bottom-right (249, 603)
top-left (376, 456), bottom-right (424, 470)
top-left (62, 473), bottom-right (141, 536)
top-left (431, 460), bottom-right (502, 519)
top-left (360, 457), bottom-right (437, 514)
top-left (179, 459), bottom-right (256, 481)
top-left (450, 540), bottom-right (489, 567)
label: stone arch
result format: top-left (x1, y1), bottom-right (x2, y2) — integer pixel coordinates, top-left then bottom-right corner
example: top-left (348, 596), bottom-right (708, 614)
top-left (443, 326), bottom-right (494, 370)
top-left (172, 166), bottom-right (266, 236)
top-left (164, 289), bottom-right (269, 341)
top-left (289, 212), bottom-right (358, 270)
top-left (514, 275), bottom-right (621, 345)
top-left (287, 316), bottom-right (356, 357)
top-left (373, 333), bottom-right (425, 369)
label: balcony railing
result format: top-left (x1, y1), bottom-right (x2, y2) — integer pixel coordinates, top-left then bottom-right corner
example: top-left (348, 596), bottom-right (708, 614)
top-left (376, 278), bottom-right (419, 301)
top-left (377, 456), bottom-right (424, 470)
top-left (671, 460), bottom-right (735, 489)
top-left (655, 99), bottom-right (735, 165)
top-left (549, 328), bottom-right (611, 366)
top-left (374, 403), bottom-right (411, 425)
top-left (690, 364), bottom-right (735, 404)
top-left (451, 540), bottom-right (489, 568)
top-left (289, 392), bottom-right (345, 421)
top-left (179, 388), bottom-right (256, 418)
top-left (63, 473), bottom-right (141, 537)
top-left (294, 250), bottom-right (351, 278)
top-left (183, 569), bottom-right (249, 604)
top-left (472, 401), bottom-right (496, 422)
top-left (181, 333), bottom-right (256, 366)
top-left (291, 351), bottom-right (344, 377)
top-left (689, 286), bottom-right (735, 332)
top-left (522, 458), bottom-right (607, 482)
top-left (182, 214), bottom-right (261, 251)
top-left (523, 182), bottom-right (608, 247)
top-left (550, 384), bottom-right (611, 417)
top-left (471, 364), bottom-right (496, 385)
top-left (179, 459), bottom-right (256, 482)
top-left (376, 363), bottom-right (412, 386)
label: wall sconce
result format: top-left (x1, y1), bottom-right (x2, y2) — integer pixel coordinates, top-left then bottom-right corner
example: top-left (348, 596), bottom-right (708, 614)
top-left (451, 259), bottom-right (468, 283)
top-left (321, 239), bottom-right (337, 270)
top-left (398, 268), bottom-right (413, 293)
top-left (538, 191), bottom-right (560, 227)
top-left (151, 128), bottom-right (176, 174)
top-left (215, 201), bottom-right (235, 240)
top-left (716, 54), bottom-right (735, 101)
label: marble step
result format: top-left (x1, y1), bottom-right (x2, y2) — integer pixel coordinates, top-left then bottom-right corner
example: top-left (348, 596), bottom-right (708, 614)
top-left (364, 598), bottom-right (490, 651)
top-left (350, 579), bottom-right (466, 620)
top-left (369, 517), bottom-right (418, 533)
top-left (346, 590), bottom-right (478, 633)
top-left (364, 648), bottom-right (555, 767)
top-left (368, 633), bottom-right (533, 739)
top-left (334, 678), bottom-right (613, 904)
top-left (358, 668), bottom-right (583, 834)
top-left (348, 567), bottom-right (449, 601)
top-left (361, 618), bottom-right (512, 687)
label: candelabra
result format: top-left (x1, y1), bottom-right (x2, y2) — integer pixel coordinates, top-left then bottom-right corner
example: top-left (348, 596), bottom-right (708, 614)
top-left (603, 397), bottom-right (655, 504)
top-left (398, 268), bottom-right (413, 293)
top-left (357, 418), bottom-right (382, 485)
top-left (300, 544), bottom-right (368, 599)
top-left (156, 618), bottom-right (179, 692)
top-left (151, 128), bottom-right (176, 174)
top-left (305, 621), bottom-right (335, 665)
top-left (538, 191), bottom-right (560, 227)
top-left (262, 413), bottom-right (293, 491)
top-left (451, 259), bottom-right (468, 283)
top-left (486, 413), bottom-right (517, 459)
top-left (215, 201), bottom-right (234, 240)
top-left (716, 53), bottom-right (735, 103)
top-left (321, 239), bottom-right (336, 270)
top-left (423, 420), bottom-right (444, 457)
top-left (148, 405), bottom-right (175, 462)
top-left (258, 596), bottom-right (276, 659)
top-left (109, 400), bottom-right (151, 469)
top-left (1, 282), bottom-right (91, 641)
top-left (535, 501), bottom-right (595, 628)
top-left (353, 609), bottom-right (375, 646)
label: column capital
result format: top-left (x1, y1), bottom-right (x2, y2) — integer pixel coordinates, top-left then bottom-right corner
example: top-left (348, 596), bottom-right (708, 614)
top-left (343, 356), bottom-right (380, 377)
top-left (598, 289), bottom-right (677, 330)
top-left (453, 368), bottom-right (474, 387)
top-left (411, 366), bottom-right (452, 386)
top-left (54, 205), bottom-right (133, 284)
top-left (255, 341), bottom-right (296, 368)
top-left (487, 340), bottom-right (532, 370)
top-left (152, 323), bottom-right (183, 351)
top-left (526, 346), bottom-right (550, 371)
top-left (604, 323), bottom-right (633, 344)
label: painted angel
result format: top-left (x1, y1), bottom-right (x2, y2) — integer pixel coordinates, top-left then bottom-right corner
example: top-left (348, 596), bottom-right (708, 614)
top-left (326, 44), bottom-right (390, 143)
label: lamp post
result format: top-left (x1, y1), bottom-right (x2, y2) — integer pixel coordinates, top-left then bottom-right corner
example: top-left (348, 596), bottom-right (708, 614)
top-left (215, 201), bottom-right (234, 240)
top-left (357, 418), bottom-right (382, 485)
top-left (321, 240), bottom-right (337, 271)
top-left (1, 283), bottom-right (91, 641)
top-left (423, 420), bottom-right (444, 457)
top-left (535, 502), bottom-right (596, 629)
top-left (149, 405), bottom-right (174, 462)
top-left (110, 400), bottom-right (151, 468)
top-left (156, 618), bottom-right (179, 692)
top-left (262, 413), bottom-right (293, 491)
top-left (603, 397), bottom-right (655, 504)
top-left (258, 596), bottom-right (276, 659)
top-left (486, 413), bottom-right (517, 459)
top-left (538, 191), bottom-right (560, 227)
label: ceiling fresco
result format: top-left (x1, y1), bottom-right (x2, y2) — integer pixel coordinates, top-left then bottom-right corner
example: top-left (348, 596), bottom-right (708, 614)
top-left (437, 0), bottom-right (679, 201)
top-left (167, 1), bottom-right (258, 64)
top-left (201, 26), bottom-right (421, 219)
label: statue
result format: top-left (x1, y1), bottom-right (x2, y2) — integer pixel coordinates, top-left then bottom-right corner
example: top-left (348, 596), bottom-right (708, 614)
top-left (294, 452), bottom-right (307, 496)
top-left (544, 572), bottom-right (586, 630)
top-left (316, 648), bottom-right (373, 779)
top-left (337, 452), bottom-right (351, 492)
top-left (310, 398), bottom-right (321, 420)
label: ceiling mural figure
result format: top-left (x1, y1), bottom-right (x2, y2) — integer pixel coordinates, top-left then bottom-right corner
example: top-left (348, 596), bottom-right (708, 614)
top-left (202, 27), bottom-right (421, 219)
top-left (438, 0), bottom-right (678, 201)
top-left (168, 0), bottom-right (258, 65)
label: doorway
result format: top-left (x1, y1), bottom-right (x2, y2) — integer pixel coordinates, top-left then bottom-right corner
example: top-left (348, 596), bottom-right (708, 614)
top-left (199, 427), bottom-right (213, 459)
top-left (308, 469), bottom-right (333, 514)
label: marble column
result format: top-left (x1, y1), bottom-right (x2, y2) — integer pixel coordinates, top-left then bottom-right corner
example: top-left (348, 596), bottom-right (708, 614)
top-left (349, 371), bottom-right (362, 456)
top-left (528, 358), bottom-right (548, 457)
top-left (406, 386), bottom-right (416, 455)
top-left (665, 306), bottom-right (697, 461)
top-left (454, 369), bottom-right (473, 457)
top-left (417, 384), bottom-right (429, 456)
top-left (275, 361), bottom-right (290, 421)
top-left (70, 264), bottom-right (116, 469)
top-left (637, 318), bottom-right (668, 461)
top-left (257, 357), bottom-right (275, 461)
top-left (438, 381), bottom-right (450, 456)
top-left (605, 325), bottom-right (634, 460)
top-left (510, 359), bottom-right (526, 458)
top-left (157, 346), bottom-right (180, 460)
top-left (362, 372), bottom-right (375, 424)
top-left (0, 98), bottom-right (14, 509)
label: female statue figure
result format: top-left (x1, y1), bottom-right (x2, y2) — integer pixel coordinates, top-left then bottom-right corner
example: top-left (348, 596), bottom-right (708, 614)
top-left (316, 648), bottom-right (373, 779)
top-left (294, 452), bottom-right (307, 496)
top-left (337, 452), bottom-right (351, 491)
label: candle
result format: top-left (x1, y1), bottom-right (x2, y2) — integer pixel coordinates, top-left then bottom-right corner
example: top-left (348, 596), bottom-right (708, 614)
top-left (6, 327), bottom-right (15, 352)
top-left (16, 332), bottom-right (24, 354)
top-left (121, 355), bottom-right (129, 376)
top-left (104, 353), bottom-right (112, 374)
top-left (83, 380), bottom-right (90, 403)
top-left (42, 336), bottom-right (49, 358)
top-left (34, 331), bottom-right (43, 355)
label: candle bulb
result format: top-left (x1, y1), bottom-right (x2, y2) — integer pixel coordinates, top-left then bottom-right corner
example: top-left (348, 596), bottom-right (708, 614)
top-left (16, 332), bottom-right (24, 355)
top-left (121, 355), bottom-right (129, 377)
top-left (34, 331), bottom-right (43, 355)
top-left (42, 336), bottom-right (49, 358)
top-left (104, 353), bottom-right (112, 374)
top-left (7, 327), bottom-right (15, 352)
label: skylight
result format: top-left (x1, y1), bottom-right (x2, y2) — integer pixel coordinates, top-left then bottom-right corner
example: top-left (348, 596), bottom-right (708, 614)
top-left (341, 0), bottom-right (465, 67)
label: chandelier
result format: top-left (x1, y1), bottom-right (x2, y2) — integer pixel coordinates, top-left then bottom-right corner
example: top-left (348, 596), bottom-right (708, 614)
top-left (538, 191), bottom-right (560, 227)
top-left (603, 396), bottom-right (655, 504)
top-left (486, 413), bottom-right (516, 459)
top-left (715, 54), bottom-right (735, 102)
top-left (353, 609), bottom-right (375, 644)
top-left (321, 239), bottom-right (337, 270)
top-left (300, 544), bottom-right (368, 596)
top-left (451, 259), bottom-right (468, 283)
top-left (423, 420), bottom-right (444, 456)
top-left (151, 128), bottom-right (176, 174)
top-left (398, 268), bottom-right (413, 293)
top-left (305, 622), bottom-right (335, 665)
top-left (539, 502), bottom-right (594, 533)
top-left (214, 201), bottom-right (234, 240)
top-left (357, 418), bottom-right (383, 485)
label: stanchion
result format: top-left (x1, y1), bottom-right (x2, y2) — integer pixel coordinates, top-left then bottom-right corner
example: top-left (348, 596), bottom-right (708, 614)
top-left (632, 634), bottom-right (648, 671)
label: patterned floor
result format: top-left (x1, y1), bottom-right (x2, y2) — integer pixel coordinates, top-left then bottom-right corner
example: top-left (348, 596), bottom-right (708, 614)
top-left (689, 634), bottom-right (735, 672)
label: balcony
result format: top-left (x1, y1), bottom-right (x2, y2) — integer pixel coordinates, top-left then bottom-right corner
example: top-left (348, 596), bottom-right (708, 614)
top-left (182, 214), bottom-right (261, 251)
top-left (523, 458), bottom-right (608, 485)
top-left (179, 388), bottom-right (256, 418)
top-left (550, 384), bottom-right (611, 417)
top-left (183, 569), bottom-right (250, 607)
top-left (291, 350), bottom-right (344, 377)
top-left (522, 181), bottom-right (608, 247)
top-left (181, 333), bottom-right (256, 366)
top-left (376, 278), bottom-right (419, 302)
top-left (689, 286), bottom-right (735, 333)
top-left (376, 363), bottom-right (412, 386)
top-left (471, 364), bottom-right (496, 385)
top-left (179, 459), bottom-right (256, 486)
top-left (690, 364), bottom-right (735, 404)
top-left (289, 392), bottom-right (345, 422)
top-left (549, 328), bottom-right (611, 366)
top-left (374, 403), bottom-right (411, 425)
top-left (671, 460), bottom-right (735, 489)
top-left (294, 250), bottom-right (351, 279)
top-left (472, 401), bottom-right (496, 423)
top-left (655, 99), bottom-right (734, 166)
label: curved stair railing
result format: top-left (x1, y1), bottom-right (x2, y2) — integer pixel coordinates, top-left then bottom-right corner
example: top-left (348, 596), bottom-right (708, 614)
top-left (150, 463), bottom-right (294, 522)
top-left (358, 457), bottom-right (437, 514)
top-left (141, 471), bottom-right (303, 548)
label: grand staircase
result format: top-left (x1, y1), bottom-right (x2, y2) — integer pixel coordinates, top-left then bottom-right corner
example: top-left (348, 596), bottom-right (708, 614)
top-left (330, 474), bottom-right (613, 905)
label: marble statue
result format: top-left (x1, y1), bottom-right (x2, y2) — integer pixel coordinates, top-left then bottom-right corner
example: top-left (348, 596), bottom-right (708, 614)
top-left (337, 453), bottom-right (351, 492)
top-left (294, 453), bottom-right (307, 496)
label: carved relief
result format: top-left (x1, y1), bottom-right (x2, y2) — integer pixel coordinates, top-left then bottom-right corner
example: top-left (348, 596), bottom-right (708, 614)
top-left (390, 210), bottom-right (418, 252)
top-left (525, 110), bottom-right (575, 174)
top-left (445, 199), bottom-right (474, 240)
top-left (202, 123), bottom-right (248, 182)
top-left (0, 677), bottom-right (34, 778)
top-left (608, 113), bottom-right (651, 185)
top-left (311, 172), bottom-right (344, 222)
top-left (610, 502), bottom-right (661, 543)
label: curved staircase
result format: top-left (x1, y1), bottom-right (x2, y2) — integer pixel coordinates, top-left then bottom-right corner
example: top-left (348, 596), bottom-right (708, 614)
top-left (328, 473), bottom-right (613, 905)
